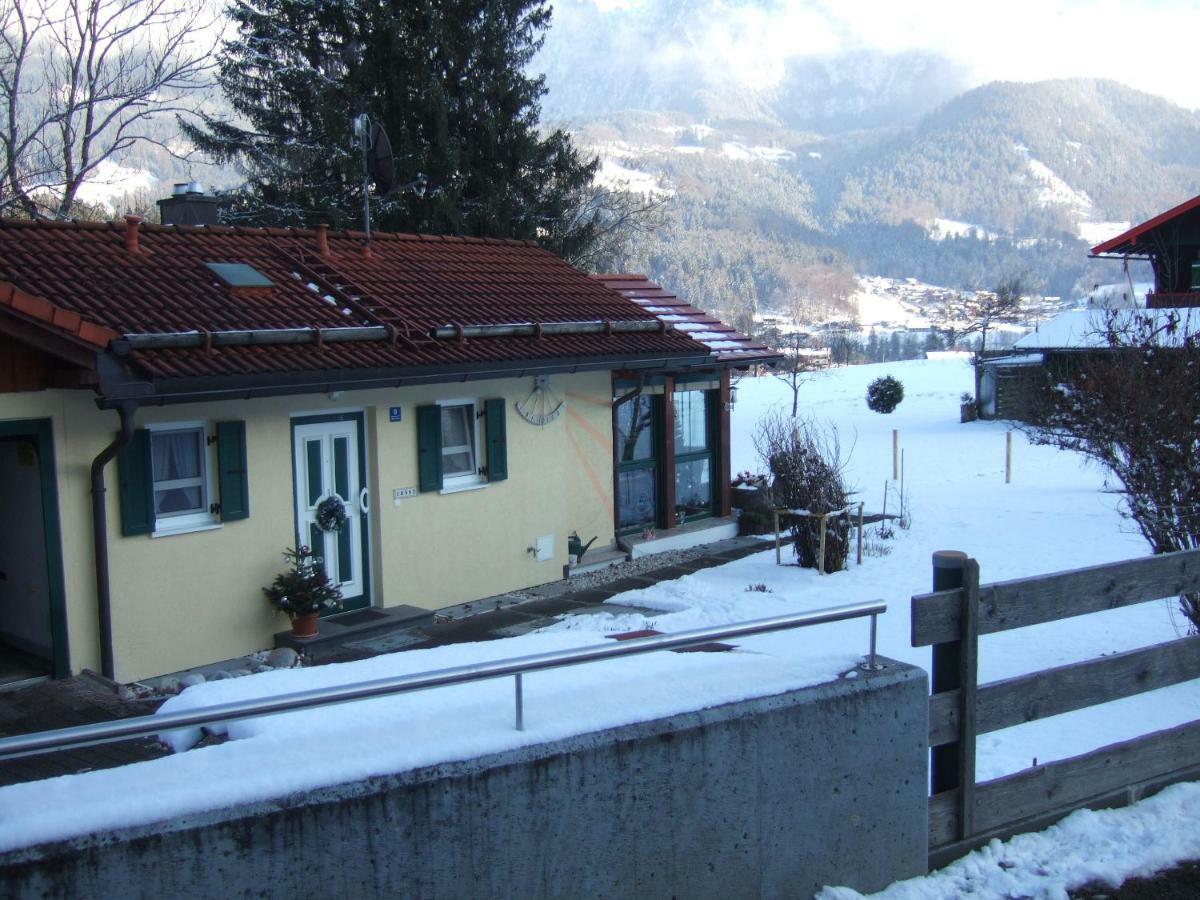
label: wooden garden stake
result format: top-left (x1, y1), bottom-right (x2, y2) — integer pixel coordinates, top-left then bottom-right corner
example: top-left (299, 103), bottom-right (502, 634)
top-left (892, 429), bottom-right (899, 480)
top-left (1005, 431), bottom-right (1012, 484)
top-left (817, 513), bottom-right (828, 575)
top-left (856, 502), bottom-right (864, 565)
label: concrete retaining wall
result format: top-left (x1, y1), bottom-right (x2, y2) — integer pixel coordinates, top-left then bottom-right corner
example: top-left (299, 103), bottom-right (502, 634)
top-left (1, 659), bottom-right (927, 899)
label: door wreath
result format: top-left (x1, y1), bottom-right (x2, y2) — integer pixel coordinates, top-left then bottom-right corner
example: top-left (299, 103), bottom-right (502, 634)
top-left (315, 495), bottom-right (349, 532)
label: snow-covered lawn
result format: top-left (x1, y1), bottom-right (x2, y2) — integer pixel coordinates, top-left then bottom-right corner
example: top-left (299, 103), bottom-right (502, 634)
top-left (0, 358), bottom-right (1196, 887)
top-left (820, 781), bottom-right (1200, 899)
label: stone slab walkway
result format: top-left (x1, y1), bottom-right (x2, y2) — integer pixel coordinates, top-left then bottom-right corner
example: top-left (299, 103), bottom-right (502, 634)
top-left (0, 536), bottom-right (772, 786)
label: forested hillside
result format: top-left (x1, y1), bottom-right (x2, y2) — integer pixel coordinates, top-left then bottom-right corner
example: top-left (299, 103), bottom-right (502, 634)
top-left (565, 77), bottom-right (1195, 327)
top-left (831, 79), bottom-right (1200, 231)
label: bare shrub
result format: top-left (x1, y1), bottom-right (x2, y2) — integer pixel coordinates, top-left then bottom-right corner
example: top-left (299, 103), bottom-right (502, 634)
top-left (861, 539), bottom-right (893, 558)
top-left (1025, 308), bottom-right (1200, 630)
top-left (754, 410), bottom-right (854, 571)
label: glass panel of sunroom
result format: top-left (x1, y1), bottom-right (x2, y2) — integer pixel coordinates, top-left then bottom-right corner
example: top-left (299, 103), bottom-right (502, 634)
top-left (618, 468), bottom-right (657, 529)
top-left (673, 391), bottom-right (709, 454)
top-left (674, 458), bottom-right (712, 517)
top-left (616, 395), bottom-right (655, 462)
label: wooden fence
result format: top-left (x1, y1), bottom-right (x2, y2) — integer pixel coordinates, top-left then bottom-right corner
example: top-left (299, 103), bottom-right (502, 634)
top-left (911, 548), bottom-right (1200, 869)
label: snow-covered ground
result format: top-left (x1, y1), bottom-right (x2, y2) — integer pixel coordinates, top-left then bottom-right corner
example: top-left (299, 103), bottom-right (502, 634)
top-left (0, 358), bottom-right (1196, 892)
top-left (821, 781), bottom-right (1200, 899)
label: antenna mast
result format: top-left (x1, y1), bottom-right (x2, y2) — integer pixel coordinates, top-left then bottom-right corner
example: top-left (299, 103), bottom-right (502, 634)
top-left (353, 113), bottom-right (372, 246)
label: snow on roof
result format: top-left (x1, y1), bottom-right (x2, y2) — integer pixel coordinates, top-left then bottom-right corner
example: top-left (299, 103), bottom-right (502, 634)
top-left (1015, 308), bottom-right (1200, 350)
top-left (1085, 282), bottom-right (1150, 310)
top-left (983, 352), bottom-right (1045, 366)
top-left (923, 350), bottom-right (973, 360)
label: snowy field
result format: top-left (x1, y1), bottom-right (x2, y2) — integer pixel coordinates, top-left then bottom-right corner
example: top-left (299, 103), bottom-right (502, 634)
top-left (0, 358), bottom-right (1197, 893)
top-left (821, 781), bottom-right (1200, 899)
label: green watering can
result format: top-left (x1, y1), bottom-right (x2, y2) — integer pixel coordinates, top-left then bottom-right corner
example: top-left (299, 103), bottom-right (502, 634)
top-left (568, 531), bottom-right (598, 563)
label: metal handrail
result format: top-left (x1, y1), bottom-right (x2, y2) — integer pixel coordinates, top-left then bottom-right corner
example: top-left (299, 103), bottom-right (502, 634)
top-left (0, 601), bottom-right (886, 762)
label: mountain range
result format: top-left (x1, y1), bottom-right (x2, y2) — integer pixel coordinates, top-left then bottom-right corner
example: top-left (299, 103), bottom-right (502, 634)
top-left (534, 6), bottom-right (1200, 329)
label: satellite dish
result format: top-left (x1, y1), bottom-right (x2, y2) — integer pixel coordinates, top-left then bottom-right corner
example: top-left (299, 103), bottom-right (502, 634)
top-left (353, 113), bottom-right (396, 197)
top-left (368, 123), bottom-right (395, 196)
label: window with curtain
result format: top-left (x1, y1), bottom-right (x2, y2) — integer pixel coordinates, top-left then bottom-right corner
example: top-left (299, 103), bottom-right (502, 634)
top-left (441, 402), bottom-right (478, 481)
top-left (151, 426), bottom-right (208, 518)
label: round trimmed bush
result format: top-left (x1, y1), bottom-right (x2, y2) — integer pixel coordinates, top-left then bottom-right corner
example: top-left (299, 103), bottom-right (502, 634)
top-left (866, 375), bottom-right (904, 414)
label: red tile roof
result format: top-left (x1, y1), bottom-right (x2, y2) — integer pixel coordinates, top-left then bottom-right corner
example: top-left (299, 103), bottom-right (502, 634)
top-left (593, 274), bottom-right (780, 365)
top-left (0, 218), bottom-right (774, 391)
top-left (0, 280), bottom-right (119, 347)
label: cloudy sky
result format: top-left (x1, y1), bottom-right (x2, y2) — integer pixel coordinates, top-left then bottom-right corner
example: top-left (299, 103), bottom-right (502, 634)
top-left (574, 0), bottom-right (1199, 109)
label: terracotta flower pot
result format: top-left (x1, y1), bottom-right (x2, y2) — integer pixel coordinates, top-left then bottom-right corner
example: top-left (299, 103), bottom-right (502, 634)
top-left (291, 611), bottom-right (320, 638)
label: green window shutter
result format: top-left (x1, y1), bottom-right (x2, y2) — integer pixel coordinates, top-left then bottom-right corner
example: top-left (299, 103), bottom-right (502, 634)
top-left (117, 428), bottom-right (154, 536)
top-left (485, 398), bottom-right (508, 482)
top-left (216, 421), bottom-right (250, 521)
top-left (416, 404), bottom-right (443, 492)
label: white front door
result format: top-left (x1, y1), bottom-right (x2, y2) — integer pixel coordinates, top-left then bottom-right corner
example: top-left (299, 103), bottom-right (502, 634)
top-left (292, 415), bottom-right (369, 610)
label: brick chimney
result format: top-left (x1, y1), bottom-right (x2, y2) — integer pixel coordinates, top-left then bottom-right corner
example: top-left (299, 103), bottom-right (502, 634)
top-left (124, 215), bottom-right (143, 254)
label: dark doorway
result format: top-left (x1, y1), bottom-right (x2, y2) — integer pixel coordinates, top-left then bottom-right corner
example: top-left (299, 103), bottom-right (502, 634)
top-left (0, 420), bottom-right (68, 683)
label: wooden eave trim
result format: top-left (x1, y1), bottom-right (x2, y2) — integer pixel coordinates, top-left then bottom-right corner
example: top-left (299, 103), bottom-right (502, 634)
top-left (0, 306), bottom-right (101, 370)
top-left (1090, 194), bottom-right (1200, 255)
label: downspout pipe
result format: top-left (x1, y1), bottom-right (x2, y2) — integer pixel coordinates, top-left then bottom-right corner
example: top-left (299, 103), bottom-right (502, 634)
top-left (90, 400), bottom-right (137, 681)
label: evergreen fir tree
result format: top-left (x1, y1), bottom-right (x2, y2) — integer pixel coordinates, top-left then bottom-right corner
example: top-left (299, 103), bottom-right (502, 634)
top-left (186, 0), bottom-right (599, 258)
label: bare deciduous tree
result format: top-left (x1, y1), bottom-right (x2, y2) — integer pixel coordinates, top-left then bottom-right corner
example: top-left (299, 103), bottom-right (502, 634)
top-left (555, 183), bottom-right (668, 274)
top-left (960, 276), bottom-right (1025, 411)
top-left (1025, 308), bottom-right (1200, 630)
top-left (0, 0), bottom-right (213, 219)
top-left (771, 330), bottom-right (822, 417)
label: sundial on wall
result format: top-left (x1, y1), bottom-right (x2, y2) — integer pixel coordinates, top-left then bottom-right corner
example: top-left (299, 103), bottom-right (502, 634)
top-left (515, 375), bottom-right (565, 426)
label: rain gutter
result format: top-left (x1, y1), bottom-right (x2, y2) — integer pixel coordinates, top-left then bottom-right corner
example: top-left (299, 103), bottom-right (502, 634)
top-left (94, 351), bottom-right (728, 409)
top-left (89, 399), bottom-right (136, 681)
top-left (112, 319), bottom-right (668, 353)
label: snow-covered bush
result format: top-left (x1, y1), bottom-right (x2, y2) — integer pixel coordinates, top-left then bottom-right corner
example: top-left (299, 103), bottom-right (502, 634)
top-left (754, 411), bottom-right (853, 571)
top-left (866, 375), bottom-right (904, 414)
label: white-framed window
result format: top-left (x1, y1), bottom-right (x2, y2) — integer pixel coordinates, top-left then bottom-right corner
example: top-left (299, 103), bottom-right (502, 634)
top-left (148, 421), bottom-right (218, 535)
top-left (416, 397), bottom-right (506, 494)
top-left (438, 399), bottom-right (484, 490)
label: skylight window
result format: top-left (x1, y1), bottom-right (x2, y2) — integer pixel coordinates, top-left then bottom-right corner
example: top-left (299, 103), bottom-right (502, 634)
top-left (205, 262), bottom-right (274, 288)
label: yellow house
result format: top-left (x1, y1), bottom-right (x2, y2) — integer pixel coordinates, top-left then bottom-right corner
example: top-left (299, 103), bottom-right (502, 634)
top-left (0, 215), bottom-right (778, 683)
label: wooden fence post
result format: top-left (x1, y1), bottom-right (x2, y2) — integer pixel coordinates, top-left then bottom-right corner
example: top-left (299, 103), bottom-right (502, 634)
top-left (1005, 431), bottom-right (1012, 484)
top-left (817, 513), bottom-right (828, 574)
top-left (893, 429), bottom-right (899, 480)
top-left (958, 558), bottom-right (980, 839)
top-left (774, 509), bottom-right (781, 565)
top-left (930, 551), bottom-right (967, 794)
top-left (928, 551), bottom-right (980, 841)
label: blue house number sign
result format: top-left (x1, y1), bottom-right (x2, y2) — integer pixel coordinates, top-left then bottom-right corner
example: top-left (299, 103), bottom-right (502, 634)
top-left (389, 406), bottom-right (402, 422)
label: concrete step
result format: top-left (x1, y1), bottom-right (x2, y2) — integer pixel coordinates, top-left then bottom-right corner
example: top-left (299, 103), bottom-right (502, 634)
top-left (564, 545), bottom-right (628, 578)
top-left (619, 516), bottom-right (739, 559)
top-left (274, 604), bottom-right (434, 658)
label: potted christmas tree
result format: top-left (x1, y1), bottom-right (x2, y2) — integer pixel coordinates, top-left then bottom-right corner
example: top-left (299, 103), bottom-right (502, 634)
top-left (263, 545), bottom-right (343, 638)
